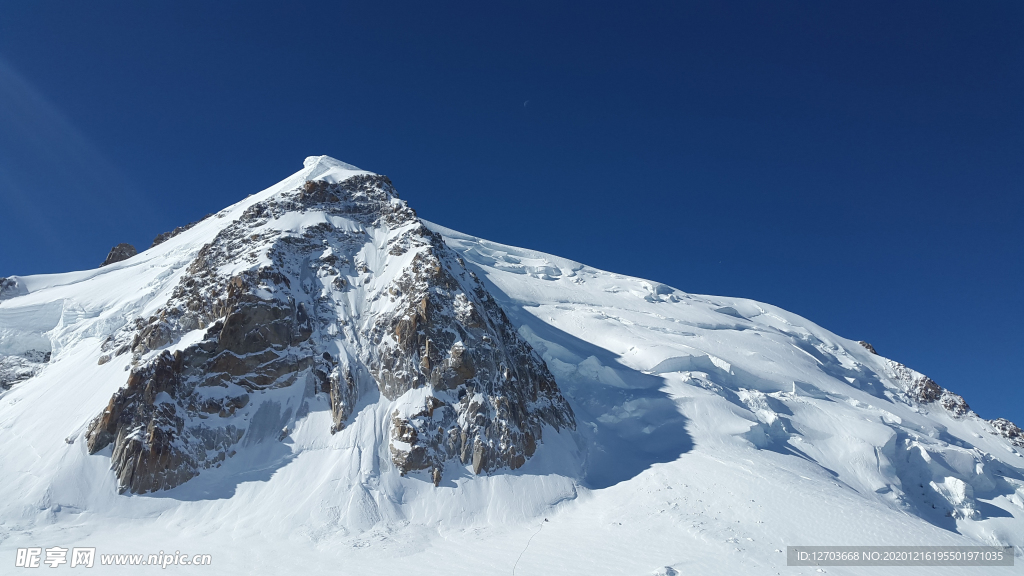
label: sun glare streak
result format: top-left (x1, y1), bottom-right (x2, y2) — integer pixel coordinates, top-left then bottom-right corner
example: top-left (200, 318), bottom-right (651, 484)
top-left (0, 56), bottom-right (152, 272)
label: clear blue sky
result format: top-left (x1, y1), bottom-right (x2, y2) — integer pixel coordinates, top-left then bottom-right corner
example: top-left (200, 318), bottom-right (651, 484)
top-left (1, 1), bottom-right (1021, 425)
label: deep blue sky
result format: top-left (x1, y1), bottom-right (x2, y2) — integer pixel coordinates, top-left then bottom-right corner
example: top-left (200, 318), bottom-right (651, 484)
top-left (1, 2), bottom-right (1021, 424)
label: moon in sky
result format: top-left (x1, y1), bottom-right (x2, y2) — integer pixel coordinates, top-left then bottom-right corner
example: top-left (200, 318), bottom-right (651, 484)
top-left (523, 100), bottom-right (529, 107)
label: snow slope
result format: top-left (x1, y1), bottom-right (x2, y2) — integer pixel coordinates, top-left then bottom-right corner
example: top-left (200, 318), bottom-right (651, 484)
top-left (1, 157), bottom-right (1022, 575)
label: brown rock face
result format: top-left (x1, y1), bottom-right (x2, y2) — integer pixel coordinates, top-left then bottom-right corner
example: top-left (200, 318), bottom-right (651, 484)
top-left (939, 392), bottom-right (970, 418)
top-left (885, 359), bottom-right (970, 418)
top-left (86, 169), bottom-right (575, 493)
top-left (911, 375), bottom-right (942, 403)
top-left (990, 418), bottom-right (1024, 448)
top-left (86, 351), bottom-right (198, 492)
top-left (373, 244), bottom-right (574, 477)
top-left (287, 175), bottom-right (575, 479)
top-left (328, 365), bottom-right (357, 434)
top-left (86, 271), bottom-right (314, 493)
top-left (100, 243), bottom-right (138, 267)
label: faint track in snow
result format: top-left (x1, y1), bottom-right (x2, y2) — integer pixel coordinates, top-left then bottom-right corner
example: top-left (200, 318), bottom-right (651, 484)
top-left (511, 520), bottom-right (545, 576)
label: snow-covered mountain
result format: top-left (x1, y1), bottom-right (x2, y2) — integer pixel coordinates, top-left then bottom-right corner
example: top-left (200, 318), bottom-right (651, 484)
top-left (1, 156), bottom-right (1022, 575)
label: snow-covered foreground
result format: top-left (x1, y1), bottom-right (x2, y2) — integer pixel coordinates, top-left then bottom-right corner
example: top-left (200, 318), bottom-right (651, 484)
top-left (1, 157), bottom-right (1022, 575)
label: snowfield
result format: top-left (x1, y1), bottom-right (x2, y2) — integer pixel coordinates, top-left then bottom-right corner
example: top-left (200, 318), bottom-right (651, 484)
top-left (1, 156), bottom-right (1021, 575)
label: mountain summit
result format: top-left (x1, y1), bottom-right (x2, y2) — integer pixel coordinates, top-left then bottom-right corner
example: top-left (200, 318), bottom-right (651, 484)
top-left (1, 157), bottom-right (1022, 574)
top-left (83, 157), bottom-right (574, 493)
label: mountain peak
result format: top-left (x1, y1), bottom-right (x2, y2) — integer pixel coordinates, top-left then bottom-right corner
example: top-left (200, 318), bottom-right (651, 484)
top-left (77, 168), bottom-right (573, 493)
top-left (3, 157), bottom-right (1024, 568)
top-left (302, 155), bottom-right (365, 183)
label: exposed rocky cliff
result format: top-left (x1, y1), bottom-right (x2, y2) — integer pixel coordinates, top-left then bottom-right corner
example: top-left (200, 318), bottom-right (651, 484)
top-left (0, 350), bottom-right (49, 391)
top-left (0, 276), bottom-right (26, 301)
top-left (856, 340), bottom-right (974, 420)
top-left (85, 159), bottom-right (575, 493)
top-left (990, 418), bottom-right (1024, 449)
top-left (100, 243), bottom-right (138, 267)
top-left (884, 358), bottom-right (970, 417)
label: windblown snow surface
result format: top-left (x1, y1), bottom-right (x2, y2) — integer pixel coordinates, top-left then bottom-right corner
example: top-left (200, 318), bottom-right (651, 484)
top-left (1, 157), bottom-right (1022, 575)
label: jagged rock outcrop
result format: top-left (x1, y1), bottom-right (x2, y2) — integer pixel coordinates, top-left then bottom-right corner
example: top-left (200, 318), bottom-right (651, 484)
top-left (885, 359), bottom-right (969, 417)
top-left (100, 243), bottom-right (138, 267)
top-left (990, 418), bottom-right (1024, 449)
top-left (87, 247), bottom-right (316, 493)
top-left (86, 162), bottom-right (575, 493)
top-left (151, 215), bottom-right (211, 248)
top-left (858, 341), bottom-right (878, 355)
top-left (0, 276), bottom-right (26, 300)
top-left (0, 350), bottom-right (50, 390)
top-left (85, 288), bottom-right (311, 491)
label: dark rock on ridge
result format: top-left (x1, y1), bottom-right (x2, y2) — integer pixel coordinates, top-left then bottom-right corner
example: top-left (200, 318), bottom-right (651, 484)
top-left (100, 243), bottom-right (138, 267)
top-left (151, 215), bottom-right (212, 248)
top-left (885, 358), bottom-right (969, 418)
top-left (989, 418), bottom-right (1024, 449)
top-left (0, 276), bottom-right (27, 300)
